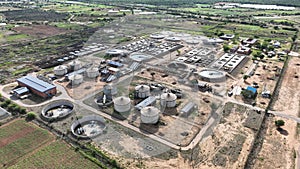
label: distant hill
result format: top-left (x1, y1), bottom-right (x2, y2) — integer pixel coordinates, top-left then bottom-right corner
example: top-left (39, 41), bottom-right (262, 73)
top-left (77, 0), bottom-right (300, 7)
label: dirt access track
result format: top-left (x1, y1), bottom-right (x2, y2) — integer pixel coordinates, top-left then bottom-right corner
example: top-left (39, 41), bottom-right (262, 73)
top-left (13, 25), bottom-right (69, 38)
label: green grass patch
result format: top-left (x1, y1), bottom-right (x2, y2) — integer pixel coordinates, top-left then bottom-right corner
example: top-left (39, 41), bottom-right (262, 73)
top-left (0, 119), bottom-right (54, 166)
top-left (5, 34), bottom-right (30, 42)
top-left (9, 141), bottom-right (100, 169)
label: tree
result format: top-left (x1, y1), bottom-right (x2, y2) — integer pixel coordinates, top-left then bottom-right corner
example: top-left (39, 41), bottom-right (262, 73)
top-left (150, 72), bottom-right (155, 81)
top-left (275, 120), bottom-right (285, 128)
top-left (223, 44), bottom-right (230, 53)
top-left (26, 112), bottom-right (36, 121)
top-left (241, 90), bottom-right (254, 99)
top-left (243, 75), bottom-right (249, 81)
top-left (254, 51), bottom-right (264, 60)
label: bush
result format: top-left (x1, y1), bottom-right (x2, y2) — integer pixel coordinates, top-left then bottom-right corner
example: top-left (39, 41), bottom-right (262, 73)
top-left (275, 120), bottom-right (285, 128)
top-left (26, 112), bottom-right (36, 121)
top-left (19, 108), bottom-right (27, 114)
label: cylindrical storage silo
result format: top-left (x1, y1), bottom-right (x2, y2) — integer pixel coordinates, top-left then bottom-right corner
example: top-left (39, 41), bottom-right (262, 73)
top-left (141, 106), bottom-right (160, 124)
top-left (68, 60), bottom-right (82, 71)
top-left (103, 84), bottom-right (117, 96)
top-left (160, 93), bottom-right (177, 108)
top-left (86, 67), bottom-right (99, 78)
top-left (135, 85), bottom-right (150, 99)
top-left (69, 74), bottom-right (83, 85)
top-left (54, 65), bottom-right (68, 76)
top-left (113, 96), bottom-right (131, 113)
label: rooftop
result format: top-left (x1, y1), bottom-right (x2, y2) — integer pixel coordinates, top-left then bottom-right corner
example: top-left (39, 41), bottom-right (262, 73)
top-left (246, 86), bottom-right (257, 94)
top-left (17, 76), bottom-right (56, 93)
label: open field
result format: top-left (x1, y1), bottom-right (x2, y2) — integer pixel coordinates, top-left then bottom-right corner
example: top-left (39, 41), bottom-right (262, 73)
top-left (42, 3), bottom-right (111, 16)
top-left (0, 119), bottom-right (54, 167)
top-left (0, 9), bottom-right (68, 21)
top-left (12, 25), bottom-right (70, 38)
top-left (9, 141), bottom-right (100, 169)
top-left (252, 57), bottom-right (300, 168)
top-left (195, 102), bottom-right (264, 168)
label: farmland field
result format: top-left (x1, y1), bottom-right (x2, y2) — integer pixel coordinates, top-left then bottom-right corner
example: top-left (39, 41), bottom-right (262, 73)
top-left (0, 119), bottom-right (54, 167)
top-left (9, 141), bottom-right (100, 169)
top-left (0, 119), bottom-right (100, 168)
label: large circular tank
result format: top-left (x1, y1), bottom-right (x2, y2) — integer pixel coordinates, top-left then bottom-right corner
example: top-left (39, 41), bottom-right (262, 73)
top-left (129, 53), bottom-right (153, 62)
top-left (86, 67), bottom-right (99, 78)
top-left (71, 115), bottom-right (107, 139)
top-left (95, 94), bottom-right (113, 107)
top-left (68, 60), bottom-right (82, 71)
top-left (103, 84), bottom-right (117, 96)
top-left (69, 74), bottom-right (83, 85)
top-left (106, 49), bottom-right (124, 57)
top-left (41, 100), bottom-right (74, 121)
top-left (198, 69), bottom-right (226, 82)
top-left (166, 37), bottom-right (181, 42)
top-left (141, 106), bottom-right (160, 124)
top-left (135, 85), bottom-right (150, 99)
top-left (113, 96), bottom-right (131, 113)
top-left (160, 93), bottom-right (177, 108)
top-left (54, 65), bottom-right (68, 76)
top-left (150, 34), bottom-right (165, 39)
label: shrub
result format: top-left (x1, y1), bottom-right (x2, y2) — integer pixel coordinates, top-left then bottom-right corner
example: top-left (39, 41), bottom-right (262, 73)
top-left (26, 112), bottom-right (36, 121)
top-left (275, 120), bottom-right (285, 128)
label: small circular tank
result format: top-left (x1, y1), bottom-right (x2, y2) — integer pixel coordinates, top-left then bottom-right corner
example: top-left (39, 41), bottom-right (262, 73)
top-left (54, 65), bottom-right (68, 76)
top-left (68, 60), bottom-right (82, 71)
top-left (86, 67), bottom-right (99, 78)
top-left (160, 93), bottom-right (177, 108)
top-left (113, 96), bottom-right (131, 113)
top-left (141, 106), bottom-right (160, 124)
top-left (135, 85), bottom-right (150, 99)
top-left (69, 74), bottom-right (83, 85)
top-left (103, 84), bottom-right (117, 96)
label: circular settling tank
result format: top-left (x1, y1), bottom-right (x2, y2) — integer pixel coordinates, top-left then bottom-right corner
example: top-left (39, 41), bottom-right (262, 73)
top-left (95, 94), bottom-right (113, 107)
top-left (167, 62), bottom-right (188, 70)
top-left (129, 53), bottom-right (153, 62)
top-left (71, 115), bottom-right (107, 139)
top-left (198, 69), bottom-right (226, 82)
top-left (41, 100), bottom-right (74, 121)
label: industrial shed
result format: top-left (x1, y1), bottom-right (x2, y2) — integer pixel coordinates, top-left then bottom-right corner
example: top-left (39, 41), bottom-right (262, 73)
top-left (17, 76), bottom-right (57, 98)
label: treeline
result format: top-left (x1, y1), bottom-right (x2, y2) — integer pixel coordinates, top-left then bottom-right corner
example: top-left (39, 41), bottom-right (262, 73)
top-left (78, 0), bottom-right (300, 7)
top-left (1, 9), bottom-right (68, 21)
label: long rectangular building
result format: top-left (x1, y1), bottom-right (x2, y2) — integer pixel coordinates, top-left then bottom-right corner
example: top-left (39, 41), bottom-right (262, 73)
top-left (17, 75), bottom-right (57, 98)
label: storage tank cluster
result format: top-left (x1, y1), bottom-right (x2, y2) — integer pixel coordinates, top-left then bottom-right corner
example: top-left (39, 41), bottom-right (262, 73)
top-left (160, 92), bottom-right (177, 108)
top-left (113, 96), bottom-right (131, 113)
top-left (86, 67), bottom-right (99, 78)
top-left (141, 106), bottom-right (160, 124)
top-left (68, 60), bottom-right (82, 71)
top-left (135, 85), bottom-right (150, 99)
top-left (54, 65), bottom-right (68, 76)
top-left (69, 74), bottom-right (83, 85)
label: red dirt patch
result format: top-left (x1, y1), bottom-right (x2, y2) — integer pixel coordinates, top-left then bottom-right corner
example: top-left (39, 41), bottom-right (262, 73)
top-left (13, 25), bottom-right (69, 38)
top-left (0, 126), bottom-right (35, 148)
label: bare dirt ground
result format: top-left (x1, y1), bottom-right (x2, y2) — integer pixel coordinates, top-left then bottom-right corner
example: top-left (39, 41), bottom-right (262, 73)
top-left (253, 56), bottom-right (300, 169)
top-left (233, 58), bottom-right (284, 108)
top-left (59, 76), bottom-right (106, 100)
top-left (194, 103), bottom-right (260, 169)
top-left (12, 25), bottom-right (69, 38)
